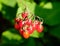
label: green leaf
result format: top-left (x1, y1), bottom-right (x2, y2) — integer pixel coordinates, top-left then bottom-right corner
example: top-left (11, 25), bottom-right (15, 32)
top-left (30, 30), bottom-right (44, 38)
top-left (49, 26), bottom-right (60, 38)
top-left (2, 29), bottom-right (24, 44)
top-left (0, 3), bottom-right (2, 11)
top-left (27, 38), bottom-right (36, 46)
top-left (35, 2), bottom-right (60, 26)
top-left (16, 1), bottom-right (36, 21)
top-left (39, 32), bottom-right (44, 38)
top-left (1, 3), bottom-right (18, 24)
top-left (1, 0), bottom-right (17, 7)
top-left (17, 1), bottom-right (36, 14)
top-left (0, 1), bottom-right (2, 11)
top-left (43, 2), bottom-right (53, 9)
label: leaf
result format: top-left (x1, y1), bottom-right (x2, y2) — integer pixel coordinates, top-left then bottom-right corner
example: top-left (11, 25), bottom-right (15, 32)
top-left (49, 26), bottom-right (60, 38)
top-left (1, 3), bottom-right (18, 24)
top-left (39, 32), bottom-right (44, 38)
top-left (43, 2), bottom-right (53, 9)
top-left (30, 30), bottom-right (40, 38)
top-left (27, 38), bottom-right (36, 46)
top-left (17, 1), bottom-right (36, 14)
top-left (0, 1), bottom-right (2, 11)
top-left (1, 0), bottom-right (17, 7)
top-left (16, 1), bottom-right (36, 21)
top-left (0, 4), bottom-right (2, 11)
top-left (35, 2), bottom-right (60, 26)
top-left (2, 29), bottom-right (24, 44)
top-left (30, 30), bottom-right (44, 38)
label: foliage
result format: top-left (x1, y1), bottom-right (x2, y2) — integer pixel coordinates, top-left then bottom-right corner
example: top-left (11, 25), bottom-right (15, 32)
top-left (0, 0), bottom-right (60, 46)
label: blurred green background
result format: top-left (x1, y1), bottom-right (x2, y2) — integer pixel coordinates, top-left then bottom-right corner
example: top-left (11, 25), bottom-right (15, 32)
top-left (0, 0), bottom-right (60, 46)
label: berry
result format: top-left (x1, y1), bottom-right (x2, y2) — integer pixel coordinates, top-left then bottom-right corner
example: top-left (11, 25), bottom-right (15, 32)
top-left (27, 25), bottom-right (34, 34)
top-left (34, 20), bottom-right (40, 25)
top-left (22, 12), bottom-right (28, 18)
top-left (32, 20), bottom-right (40, 29)
top-left (31, 22), bottom-right (36, 29)
top-left (23, 24), bottom-right (28, 30)
top-left (36, 24), bottom-right (43, 33)
top-left (23, 31), bottom-right (30, 39)
top-left (14, 9), bottom-right (44, 39)
top-left (15, 18), bottom-right (20, 22)
top-left (19, 19), bottom-right (24, 28)
top-left (14, 23), bottom-right (19, 30)
top-left (19, 29), bottom-right (24, 35)
top-left (28, 19), bottom-right (32, 25)
top-left (25, 19), bottom-right (32, 25)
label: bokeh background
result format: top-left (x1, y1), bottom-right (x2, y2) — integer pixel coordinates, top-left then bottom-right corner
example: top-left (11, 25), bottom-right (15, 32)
top-left (0, 0), bottom-right (60, 46)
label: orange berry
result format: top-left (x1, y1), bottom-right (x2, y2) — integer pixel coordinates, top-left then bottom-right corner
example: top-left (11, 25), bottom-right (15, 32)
top-left (23, 31), bottom-right (30, 39)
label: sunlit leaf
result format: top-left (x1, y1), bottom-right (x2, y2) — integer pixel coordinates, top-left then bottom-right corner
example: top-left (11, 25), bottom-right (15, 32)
top-left (2, 29), bottom-right (24, 44)
top-left (0, 3), bottom-right (2, 11)
top-left (43, 2), bottom-right (53, 9)
top-left (2, 31), bottom-right (22, 40)
top-left (17, 0), bottom-right (36, 14)
top-left (1, 0), bottom-right (17, 7)
top-left (39, 1), bottom-right (45, 7)
top-left (30, 30), bottom-right (39, 38)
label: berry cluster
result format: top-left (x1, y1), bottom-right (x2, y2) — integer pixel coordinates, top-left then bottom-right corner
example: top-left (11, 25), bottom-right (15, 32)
top-left (14, 9), bottom-right (44, 39)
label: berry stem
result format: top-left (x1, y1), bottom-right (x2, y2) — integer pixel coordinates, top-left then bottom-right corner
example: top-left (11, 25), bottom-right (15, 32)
top-left (39, 17), bottom-right (44, 24)
top-left (35, 16), bottom-right (44, 24)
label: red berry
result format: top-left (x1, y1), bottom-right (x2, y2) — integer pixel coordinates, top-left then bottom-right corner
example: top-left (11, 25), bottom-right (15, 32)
top-left (25, 19), bottom-right (32, 25)
top-left (22, 12), bottom-right (28, 18)
top-left (23, 31), bottom-right (30, 39)
top-left (19, 29), bottom-right (24, 35)
top-left (19, 19), bottom-right (24, 28)
top-left (31, 22), bottom-right (36, 29)
top-left (15, 18), bottom-right (20, 22)
top-left (28, 19), bottom-right (32, 25)
top-left (14, 23), bottom-right (19, 30)
top-left (27, 25), bottom-right (34, 34)
top-left (32, 20), bottom-right (40, 29)
top-left (36, 24), bottom-right (43, 33)
top-left (34, 20), bottom-right (40, 25)
top-left (23, 24), bottom-right (28, 31)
